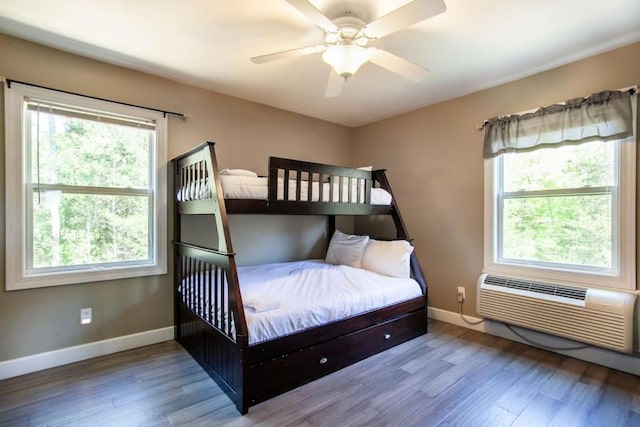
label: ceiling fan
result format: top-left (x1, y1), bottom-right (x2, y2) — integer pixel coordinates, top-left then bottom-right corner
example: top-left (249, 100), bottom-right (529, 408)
top-left (251, 0), bottom-right (446, 97)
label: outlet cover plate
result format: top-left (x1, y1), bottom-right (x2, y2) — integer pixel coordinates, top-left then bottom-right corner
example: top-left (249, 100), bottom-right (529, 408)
top-left (80, 307), bottom-right (92, 325)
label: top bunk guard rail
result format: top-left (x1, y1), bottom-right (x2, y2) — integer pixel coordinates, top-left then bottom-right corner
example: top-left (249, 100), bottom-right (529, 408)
top-left (174, 143), bottom-right (216, 215)
top-left (268, 157), bottom-right (372, 203)
top-left (173, 142), bottom-right (395, 215)
top-left (227, 157), bottom-right (393, 215)
top-left (174, 142), bottom-right (232, 250)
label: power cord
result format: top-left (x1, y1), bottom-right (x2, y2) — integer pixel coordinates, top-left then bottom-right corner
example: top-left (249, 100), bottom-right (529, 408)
top-left (457, 301), bottom-right (484, 325)
top-left (503, 322), bottom-right (590, 351)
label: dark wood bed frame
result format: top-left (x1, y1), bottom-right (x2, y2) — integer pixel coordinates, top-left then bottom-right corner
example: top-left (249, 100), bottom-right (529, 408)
top-left (172, 142), bottom-right (427, 414)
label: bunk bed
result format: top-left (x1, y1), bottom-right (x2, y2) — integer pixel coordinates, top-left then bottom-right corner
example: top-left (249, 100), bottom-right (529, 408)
top-left (172, 141), bottom-right (428, 414)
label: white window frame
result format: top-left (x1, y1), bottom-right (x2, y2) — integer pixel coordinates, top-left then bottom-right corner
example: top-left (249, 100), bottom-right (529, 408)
top-left (5, 83), bottom-right (167, 290)
top-left (484, 97), bottom-right (637, 291)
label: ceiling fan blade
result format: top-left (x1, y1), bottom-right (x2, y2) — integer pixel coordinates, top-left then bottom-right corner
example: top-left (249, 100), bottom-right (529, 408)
top-left (369, 48), bottom-right (429, 82)
top-left (364, 0), bottom-right (446, 39)
top-left (325, 70), bottom-right (345, 97)
top-left (251, 45), bottom-right (325, 64)
top-left (286, 0), bottom-right (339, 33)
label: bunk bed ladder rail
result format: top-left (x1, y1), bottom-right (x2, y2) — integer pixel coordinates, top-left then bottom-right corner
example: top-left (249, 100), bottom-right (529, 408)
top-left (173, 142), bottom-right (250, 414)
top-left (373, 169), bottom-right (428, 295)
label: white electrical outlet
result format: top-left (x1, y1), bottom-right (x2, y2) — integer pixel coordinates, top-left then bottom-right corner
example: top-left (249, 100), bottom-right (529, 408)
top-left (80, 307), bottom-right (92, 325)
top-left (457, 286), bottom-right (466, 303)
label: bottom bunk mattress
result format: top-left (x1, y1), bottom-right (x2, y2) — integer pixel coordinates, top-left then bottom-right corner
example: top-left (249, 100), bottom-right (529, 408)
top-left (180, 259), bottom-right (423, 345)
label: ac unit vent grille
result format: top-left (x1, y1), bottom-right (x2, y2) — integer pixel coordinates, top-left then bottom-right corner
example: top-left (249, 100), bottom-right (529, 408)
top-left (485, 275), bottom-right (587, 301)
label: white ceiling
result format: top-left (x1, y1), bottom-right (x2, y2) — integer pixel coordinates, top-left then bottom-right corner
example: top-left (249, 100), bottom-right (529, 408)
top-left (1, 0), bottom-right (639, 127)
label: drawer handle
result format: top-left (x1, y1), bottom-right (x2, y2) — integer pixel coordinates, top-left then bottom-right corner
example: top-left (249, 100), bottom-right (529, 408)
top-left (384, 333), bottom-right (391, 340)
top-left (319, 357), bottom-right (328, 364)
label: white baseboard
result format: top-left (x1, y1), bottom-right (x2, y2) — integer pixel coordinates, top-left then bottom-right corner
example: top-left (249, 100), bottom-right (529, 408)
top-left (0, 326), bottom-right (174, 381)
top-left (427, 306), bottom-right (640, 376)
top-left (3, 311), bottom-right (637, 381)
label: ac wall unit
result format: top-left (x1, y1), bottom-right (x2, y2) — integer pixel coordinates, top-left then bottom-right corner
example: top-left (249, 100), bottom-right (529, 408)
top-left (477, 273), bottom-right (637, 353)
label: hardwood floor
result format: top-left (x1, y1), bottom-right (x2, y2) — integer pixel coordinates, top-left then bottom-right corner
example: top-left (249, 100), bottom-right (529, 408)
top-left (1, 319), bottom-right (639, 427)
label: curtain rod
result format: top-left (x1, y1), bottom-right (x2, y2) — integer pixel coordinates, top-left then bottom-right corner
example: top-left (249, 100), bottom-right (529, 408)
top-left (477, 86), bottom-right (638, 131)
top-left (2, 77), bottom-right (186, 120)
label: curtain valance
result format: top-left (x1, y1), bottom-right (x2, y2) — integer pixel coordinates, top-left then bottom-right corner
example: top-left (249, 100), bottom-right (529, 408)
top-left (482, 89), bottom-right (636, 159)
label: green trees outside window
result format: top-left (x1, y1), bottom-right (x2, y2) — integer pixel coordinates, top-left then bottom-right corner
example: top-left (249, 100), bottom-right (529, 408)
top-left (28, 108), bottom-right (153, 270)
top-left (499, 141), bottom-right (615, 270)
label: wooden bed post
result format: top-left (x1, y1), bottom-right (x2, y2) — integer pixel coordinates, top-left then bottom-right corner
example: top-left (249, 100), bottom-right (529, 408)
top-left (204, 143), bottom-right (251, 414)
top-left (326, 215), bottom-right (336, 251)
top-left (173, 162), bottom-right (182, 341)
top-left (373, 170), bottom-right (409, 240)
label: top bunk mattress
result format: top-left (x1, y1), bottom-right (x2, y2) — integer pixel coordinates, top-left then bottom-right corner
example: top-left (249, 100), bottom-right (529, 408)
top-left (183, 260), bottom-right (423, 345)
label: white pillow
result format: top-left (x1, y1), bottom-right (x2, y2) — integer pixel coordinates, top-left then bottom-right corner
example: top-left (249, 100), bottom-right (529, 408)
top-left (357, 166), bottom-right (373, 171)
top-left (362, 239), bottom-right (414, 278)
top-left (325, 230), bottom-right (370, 268)
top-left (220, 168), bottom-right (258, 177)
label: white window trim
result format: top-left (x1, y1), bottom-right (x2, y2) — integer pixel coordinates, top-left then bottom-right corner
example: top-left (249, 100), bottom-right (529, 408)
top-left (483, 132), bottom-right (636, 291)
top-left (5, 83), bottom-right (167, 290)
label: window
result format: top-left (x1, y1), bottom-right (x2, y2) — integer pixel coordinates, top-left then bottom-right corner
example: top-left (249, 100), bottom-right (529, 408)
top-left (5, 83), bottom-right (167, 290)
top-left (484, 97), bottom-right (636, 290)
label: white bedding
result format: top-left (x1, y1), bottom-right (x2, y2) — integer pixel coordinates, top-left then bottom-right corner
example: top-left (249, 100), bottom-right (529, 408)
top-left (182, 260), bottom-right (422, 345)
top-left (176, 175), bottom-right (393, 205)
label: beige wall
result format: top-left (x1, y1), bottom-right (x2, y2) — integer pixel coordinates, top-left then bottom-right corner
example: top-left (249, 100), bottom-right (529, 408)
top-left (0, 33), bottom-right (353, 361)
top-left (353, 42), bottom-right (640, 316)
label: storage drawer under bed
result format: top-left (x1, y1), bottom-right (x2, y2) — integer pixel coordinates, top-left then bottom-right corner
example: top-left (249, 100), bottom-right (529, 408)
top-left (247, 308), bottom-right (426, 405)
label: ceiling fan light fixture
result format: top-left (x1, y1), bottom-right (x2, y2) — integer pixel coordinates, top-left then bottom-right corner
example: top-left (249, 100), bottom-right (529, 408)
top-left (322, 45), bottom-right (373, 79)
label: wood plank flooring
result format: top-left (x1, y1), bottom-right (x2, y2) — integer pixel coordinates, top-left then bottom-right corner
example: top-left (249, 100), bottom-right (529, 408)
top-left (1, 319), bottom-right (638, 426)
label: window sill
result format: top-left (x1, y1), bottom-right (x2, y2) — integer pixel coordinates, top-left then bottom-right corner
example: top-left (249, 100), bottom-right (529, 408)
top-left (6, 264), bottom-right (167, 291)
